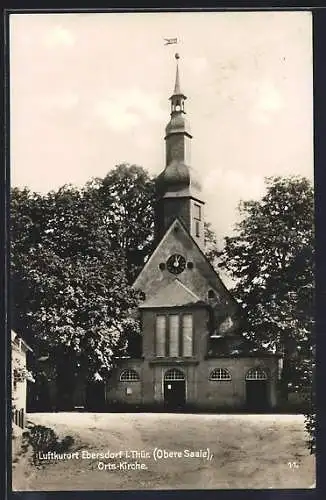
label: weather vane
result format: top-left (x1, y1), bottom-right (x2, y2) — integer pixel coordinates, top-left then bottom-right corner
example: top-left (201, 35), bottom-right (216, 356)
top-left (164, 37), bottom-right (178, 45)
top-left (164, 38), bottom-right (181, 62)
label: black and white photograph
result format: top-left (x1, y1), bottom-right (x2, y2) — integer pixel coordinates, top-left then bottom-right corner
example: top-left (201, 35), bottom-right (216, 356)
top-left (10, 10), bottom-right (315, 491)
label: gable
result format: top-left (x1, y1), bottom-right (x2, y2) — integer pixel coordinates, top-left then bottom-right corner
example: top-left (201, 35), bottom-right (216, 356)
top-left (139, 278), bottom-right (202, 308)
top-left (133, 218), bottom-right (239, 318)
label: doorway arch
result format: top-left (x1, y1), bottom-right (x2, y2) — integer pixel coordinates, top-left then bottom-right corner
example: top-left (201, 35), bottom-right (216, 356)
top-left (163, 369), bottom-right (186, 410)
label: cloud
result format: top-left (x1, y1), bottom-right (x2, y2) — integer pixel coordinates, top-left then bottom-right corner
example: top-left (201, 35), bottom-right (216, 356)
top-left (95, 99), bottom-right (140, 132)
top-left (203, 167), bottom-right (266, 202)
top-left (186, 56), bottom-right (208, 75)
top-left (250, 81), bottom-right (283, 124)
top-left (45, 93), bottom-right (80, 111)
top-left (44, 25), bottom-right (75, 47)
top-left (94, 88), bottom-right (165, 132)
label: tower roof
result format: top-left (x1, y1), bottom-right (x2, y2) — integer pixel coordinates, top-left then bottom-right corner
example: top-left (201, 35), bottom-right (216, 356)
top-left (156, 163), bottom-right (202, 198)
top-left (156, 51), bottom-right (202, 199)
top-left (170, 53), bottom-right (186, 99)
top-left (174, 53), bottom-right (182, 95)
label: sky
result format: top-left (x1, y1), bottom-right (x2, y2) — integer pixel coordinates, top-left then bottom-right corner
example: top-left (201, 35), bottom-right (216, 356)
top-left (9, 11), bottom-right (313, 244)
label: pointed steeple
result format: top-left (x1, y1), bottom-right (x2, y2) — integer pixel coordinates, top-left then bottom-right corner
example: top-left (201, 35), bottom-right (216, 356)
top-left (169, 53), bottom-right (187, 114)
top-left (173, 53), bottom-right (181, 95)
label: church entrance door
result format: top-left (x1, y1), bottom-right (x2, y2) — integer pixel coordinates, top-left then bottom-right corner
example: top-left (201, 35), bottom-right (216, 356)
top-left (163, 369), bottom-right (186, 410)
top-left (246, 380), bottom-right (269, 411)
top-left (86, 381), bottom-right (106, 411)
top-left (245, 367), bottom-right (269, 412)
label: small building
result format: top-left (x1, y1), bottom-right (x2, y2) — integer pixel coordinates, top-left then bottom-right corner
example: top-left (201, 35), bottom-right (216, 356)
top-left (104, 54), bottom-right (282, 411)
top-left (12, 330), bottom-right (34, 427)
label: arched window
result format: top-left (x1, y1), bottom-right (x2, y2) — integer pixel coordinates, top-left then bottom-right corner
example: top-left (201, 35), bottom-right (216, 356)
top-left (164, 369), bottom-right (185, 381)
top-left (209, 368), bottom-right (232, 381)
top-left (245, 368), bottom-right (268, 380)
top-left (119, 369), bottom-right (140, 382)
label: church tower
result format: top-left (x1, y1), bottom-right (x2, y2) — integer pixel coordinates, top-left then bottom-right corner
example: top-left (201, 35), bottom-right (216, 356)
top-left (106, 50), bottom-right (281, 415)
top-left (155, 53), bottom-right (205, 249)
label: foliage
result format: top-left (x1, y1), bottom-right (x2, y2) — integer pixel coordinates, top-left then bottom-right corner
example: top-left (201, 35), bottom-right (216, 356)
top-left (84, 164), bottom-right (157, 283)
top-left (204, 221), bottom-right (220, 265)
top-left (305, 407), bottom-right (316, 455)
top-left (13, 362), bottom-right (35, 384)
top-left (217, 176), bottom-right (314, 402)
top-left (23, 424), bottom-right (74, 466)
top-left (12, 351), bottom-right (35, 414)
top-left (11, 164), bottom-right (155, 382)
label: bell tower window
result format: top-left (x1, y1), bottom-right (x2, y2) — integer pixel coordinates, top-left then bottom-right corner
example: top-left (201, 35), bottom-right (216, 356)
top-left (172, 97), bottom-right (183, 113)
top-left (194, 203), bottom-right (201, 221)
top-left (193, 203), bottom-right (202, 238)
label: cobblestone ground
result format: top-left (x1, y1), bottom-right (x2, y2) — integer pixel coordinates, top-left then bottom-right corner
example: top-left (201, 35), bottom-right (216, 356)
top-left (12, 413), bottom-right (315, 491)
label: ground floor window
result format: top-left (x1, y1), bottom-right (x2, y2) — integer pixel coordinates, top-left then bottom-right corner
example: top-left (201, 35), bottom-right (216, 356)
top-left (119, 369), bottom-right (140, 382)
top-left (209, 368), bottom-right (232, 381)
top-left (164, 368), bottom-right (185, 381)
top-left (245, 368), bottom-right (268, 380)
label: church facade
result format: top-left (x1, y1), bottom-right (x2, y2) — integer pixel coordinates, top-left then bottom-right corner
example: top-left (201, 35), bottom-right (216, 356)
top-left (104, 55), bottom-right (282, 412)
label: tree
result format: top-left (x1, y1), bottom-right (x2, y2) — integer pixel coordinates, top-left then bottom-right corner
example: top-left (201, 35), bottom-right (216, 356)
top-left (204, 221), bottom-right (220, 265)
top-left (11, 164), bottom-right (155, 386)
top-left (84, 164), bottom-right (157, 283)
top-left (217, 176), bottom-right (314, 403)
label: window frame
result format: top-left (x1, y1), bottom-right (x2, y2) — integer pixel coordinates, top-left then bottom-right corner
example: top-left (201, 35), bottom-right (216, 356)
top-left (245, 368), bottom-right (268, 381)
top-left (155, 311), bottom-right (194, 358)
top-left (168, 314), bottom-right (180, 357)
top-left (119, 369), bottom-right (140, 382)
top-left (182, 313), bottom-right (194, 358)
top-left (164, 368), bottom-right (185, 381)
top-left (209, 368), bottom-right (232, 381)
top-left (195, 220), bottom-right (200, 238)
top-left (193, 203), bottom-right (202, 221)
top-left (155, 314), bottom-right (167, 357)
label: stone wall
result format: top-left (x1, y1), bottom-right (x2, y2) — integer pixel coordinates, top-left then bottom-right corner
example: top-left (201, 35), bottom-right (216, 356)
top-left (196, 357), bottom-right (279, 409)
top-left (105, 355), bottom-right (279, 410)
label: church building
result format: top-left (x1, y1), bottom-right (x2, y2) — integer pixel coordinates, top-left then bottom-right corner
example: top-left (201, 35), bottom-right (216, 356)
top-left (105, 54), bottom-right (282, 412)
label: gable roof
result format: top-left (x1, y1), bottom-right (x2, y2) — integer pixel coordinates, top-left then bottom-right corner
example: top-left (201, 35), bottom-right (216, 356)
top-left (139, 279), bottom-right (202, 308)
top-left (133, 217), bottom-right (239, 310)
top-left (133, 218), bottom-right (181, 290)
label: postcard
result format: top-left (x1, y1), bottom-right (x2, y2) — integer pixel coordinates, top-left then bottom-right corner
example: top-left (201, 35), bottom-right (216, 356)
top-left (9, 9), bottom-right (315, 492)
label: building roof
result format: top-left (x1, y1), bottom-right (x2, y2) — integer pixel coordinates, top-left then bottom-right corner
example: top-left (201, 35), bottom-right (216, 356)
top-left (139, 278), bottom-right (203, 309)
top-left (11, 330), bottom-right (33, 352)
